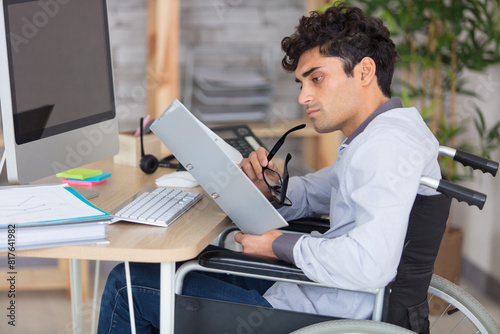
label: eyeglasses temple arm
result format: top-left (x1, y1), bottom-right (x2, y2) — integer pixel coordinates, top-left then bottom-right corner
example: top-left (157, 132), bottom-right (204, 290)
top-left (267, 124), bottom-right (306, 161)
top-left (280, 153), bottom-right (292, 203)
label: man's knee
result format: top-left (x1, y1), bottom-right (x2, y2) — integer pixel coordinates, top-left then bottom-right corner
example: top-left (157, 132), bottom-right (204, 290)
top-left (105, 263), bottom-right (127, 291)
top-left (104, 262), bottom-right (161, 292)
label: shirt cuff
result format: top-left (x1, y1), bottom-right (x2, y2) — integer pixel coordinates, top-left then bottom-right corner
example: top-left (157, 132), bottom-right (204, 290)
top-left (272, 233), bottom-right (302, 265)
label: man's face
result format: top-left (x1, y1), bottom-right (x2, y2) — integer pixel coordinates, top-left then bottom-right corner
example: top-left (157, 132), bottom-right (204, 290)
top-left (295, 47), bottom-right (362, 136)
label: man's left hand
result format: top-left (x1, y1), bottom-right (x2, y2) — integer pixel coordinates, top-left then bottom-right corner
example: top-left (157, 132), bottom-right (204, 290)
top-left (234, 230), bottom-right (283, 259)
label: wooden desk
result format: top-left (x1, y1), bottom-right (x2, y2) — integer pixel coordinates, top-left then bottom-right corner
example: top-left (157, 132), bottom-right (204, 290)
top-left (4, 158), bottom-right (232, 333)
top-left (18, 158), bottom-right (231, 262)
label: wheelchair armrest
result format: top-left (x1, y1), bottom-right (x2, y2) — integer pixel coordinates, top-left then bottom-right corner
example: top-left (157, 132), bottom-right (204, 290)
top-left (281, 217), bottom-right (330, 234)
top-left (176, 250), bottom-right (386, 321)
top-left (199, 250), bottom-right (312, 282)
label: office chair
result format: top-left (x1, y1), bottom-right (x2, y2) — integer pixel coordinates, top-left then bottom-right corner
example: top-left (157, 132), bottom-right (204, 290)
top-left (174, 147), bottom-right (499, 333)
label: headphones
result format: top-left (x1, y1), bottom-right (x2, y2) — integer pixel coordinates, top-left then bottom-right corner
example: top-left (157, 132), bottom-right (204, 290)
top-left (139, 117), bottom-right (184, 174)
top-left (139, 117), bottom-right (159, 174)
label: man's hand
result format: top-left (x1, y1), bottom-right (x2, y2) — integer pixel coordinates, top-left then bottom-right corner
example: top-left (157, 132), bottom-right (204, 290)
top-left (239, 147), bottom-right (282, 201)
top-left (234, 230), bottom-right (283, 259)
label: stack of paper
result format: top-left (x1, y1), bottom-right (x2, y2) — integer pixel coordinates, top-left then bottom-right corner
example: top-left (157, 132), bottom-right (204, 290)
top-left (0, 184), bottom-right (111, 251)
top-left (192, 68), bottom-right (272, 122)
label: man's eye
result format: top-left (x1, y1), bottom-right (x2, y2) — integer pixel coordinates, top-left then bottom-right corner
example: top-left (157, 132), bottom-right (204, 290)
top-left (312, 76), bottom-right (322, 83)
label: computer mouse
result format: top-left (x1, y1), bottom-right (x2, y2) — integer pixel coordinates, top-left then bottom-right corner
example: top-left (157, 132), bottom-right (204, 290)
top-left (155, 171), bottom-right (199, 188)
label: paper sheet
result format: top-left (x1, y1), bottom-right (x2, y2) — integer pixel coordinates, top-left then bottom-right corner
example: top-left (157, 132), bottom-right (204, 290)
top-left (0, 184), bottom-right (109, 225)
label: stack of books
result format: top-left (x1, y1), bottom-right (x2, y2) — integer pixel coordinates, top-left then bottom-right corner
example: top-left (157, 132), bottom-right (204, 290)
top-left (0, 184), bottom-right (111, 251)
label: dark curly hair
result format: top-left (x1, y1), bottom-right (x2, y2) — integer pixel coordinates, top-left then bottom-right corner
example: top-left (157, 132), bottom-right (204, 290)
top-left (281, 2), bottom-right (398, 97)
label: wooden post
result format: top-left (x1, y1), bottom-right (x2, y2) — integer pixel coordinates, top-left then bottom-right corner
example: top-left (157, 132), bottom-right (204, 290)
top-left (147, 0), bottom-right (180, 119)
top-left (306, 0), bottom-right (331, 13)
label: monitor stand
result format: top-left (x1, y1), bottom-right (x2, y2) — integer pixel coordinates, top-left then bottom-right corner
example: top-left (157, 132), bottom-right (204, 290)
top-left (1, 125), bottom-right (8, 185)
top-left (1, 151), bottom-right (9, 186)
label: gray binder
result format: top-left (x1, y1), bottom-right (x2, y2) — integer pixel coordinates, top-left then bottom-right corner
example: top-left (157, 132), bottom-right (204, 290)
top-left (150, 99), bottom-right (288, 235)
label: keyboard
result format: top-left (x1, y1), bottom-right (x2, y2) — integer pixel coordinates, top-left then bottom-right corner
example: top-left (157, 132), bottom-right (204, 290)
top-left (112, 186), bottom-right (202, 227)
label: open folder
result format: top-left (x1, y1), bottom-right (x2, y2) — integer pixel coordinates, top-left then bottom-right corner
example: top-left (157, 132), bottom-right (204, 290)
top-left (0, 184), bottom-right (110, 251)
top-left (150, 99), bottom-right (288, 235)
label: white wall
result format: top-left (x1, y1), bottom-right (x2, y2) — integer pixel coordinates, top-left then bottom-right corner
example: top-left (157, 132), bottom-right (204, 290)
top-left (450, 64), bottom-right (500, 284)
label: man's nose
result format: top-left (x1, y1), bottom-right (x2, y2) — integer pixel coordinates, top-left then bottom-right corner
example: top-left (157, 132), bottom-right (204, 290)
top-left (298, 86), bottom-right (313, 105)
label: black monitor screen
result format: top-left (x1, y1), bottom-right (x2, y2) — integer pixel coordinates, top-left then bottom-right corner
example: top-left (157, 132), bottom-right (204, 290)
top-left (4, 0), bottom-right (115, 144)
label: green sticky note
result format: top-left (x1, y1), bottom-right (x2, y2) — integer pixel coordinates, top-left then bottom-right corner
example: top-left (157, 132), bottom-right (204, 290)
top-left (56, 168), bottom-right (102, 180)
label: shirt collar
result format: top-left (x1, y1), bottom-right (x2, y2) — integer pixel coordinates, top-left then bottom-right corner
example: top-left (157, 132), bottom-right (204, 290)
top-left (343, 97), bottom-right (403, 146)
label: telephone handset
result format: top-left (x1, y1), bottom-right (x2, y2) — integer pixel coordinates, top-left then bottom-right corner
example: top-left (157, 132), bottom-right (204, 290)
top-left (210, 124), bottom-right (267, 158)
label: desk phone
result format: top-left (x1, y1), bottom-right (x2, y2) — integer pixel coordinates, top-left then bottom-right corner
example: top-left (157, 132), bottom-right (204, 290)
top-left (158, 125), bottom-right (266, 171)
top-left (210, 125), bottom-right (266, 157)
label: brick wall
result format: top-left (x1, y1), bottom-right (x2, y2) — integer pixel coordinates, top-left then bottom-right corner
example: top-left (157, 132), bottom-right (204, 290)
top-left (107, 0), bottom-right (148, 131)
top-left (107, 0), bottom-right (306, 131)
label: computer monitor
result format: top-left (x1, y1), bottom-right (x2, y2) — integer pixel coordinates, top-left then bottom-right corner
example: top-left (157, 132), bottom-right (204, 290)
top-left (0, 0), bottom-right (119, 185)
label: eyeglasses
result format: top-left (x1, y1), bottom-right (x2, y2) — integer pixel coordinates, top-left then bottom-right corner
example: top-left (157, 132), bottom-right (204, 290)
top-left (262, 124), bottom-right (306, 206)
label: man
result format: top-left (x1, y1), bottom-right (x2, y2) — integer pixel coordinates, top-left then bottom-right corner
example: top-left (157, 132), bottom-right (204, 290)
top-left (98, 3), bottom-right (441, 332)
top-left (235, 2), bottom-right (441, 320)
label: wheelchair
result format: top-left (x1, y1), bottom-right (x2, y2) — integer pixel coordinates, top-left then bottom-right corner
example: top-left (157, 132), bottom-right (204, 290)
top-left (173, 147), bottom-right (500, 334)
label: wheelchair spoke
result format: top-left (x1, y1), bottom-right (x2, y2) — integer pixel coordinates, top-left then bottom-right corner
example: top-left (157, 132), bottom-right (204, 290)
top-left (430, 303), bottom-right (452, 330)
top-left (449, 314), bottom-right (466, 334)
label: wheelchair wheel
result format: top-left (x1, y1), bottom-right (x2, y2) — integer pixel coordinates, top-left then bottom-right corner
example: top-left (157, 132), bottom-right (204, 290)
top-left (290, 319), bottom-right (415, 333)
top-left (428, 274), bottom-right (500, 333)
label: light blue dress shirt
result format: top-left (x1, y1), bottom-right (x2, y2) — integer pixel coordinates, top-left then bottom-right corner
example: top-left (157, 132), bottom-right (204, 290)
top-left (264, 99), bottom-right (441, 319)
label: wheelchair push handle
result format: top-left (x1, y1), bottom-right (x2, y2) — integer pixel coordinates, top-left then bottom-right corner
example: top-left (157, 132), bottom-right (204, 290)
top-left (439, 146), bottom-right (499, 176)
top-left (455, 150), bottom-right (498, 176)
top-left (437, 179), bottom-right (487, 210)
top-left (420, 176), bottom-right (487, 209)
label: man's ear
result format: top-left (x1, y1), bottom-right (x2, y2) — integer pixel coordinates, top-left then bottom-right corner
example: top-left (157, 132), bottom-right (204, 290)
top-left (359, 57), bottom-right (376, 85)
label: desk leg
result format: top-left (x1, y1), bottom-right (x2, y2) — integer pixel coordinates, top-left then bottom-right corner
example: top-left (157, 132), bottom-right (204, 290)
top-left (91, 260), bottom-right (101, 334)
top-left (160, 262), bottom-right (175, 334)
top-left (124, 261), bottom-right (137, 334)
top-left (69, 259), bottom-right (82, 334)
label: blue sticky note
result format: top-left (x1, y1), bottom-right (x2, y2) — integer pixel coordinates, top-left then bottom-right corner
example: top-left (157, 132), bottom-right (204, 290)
top-left (69, 172), bottom-right (111, 182)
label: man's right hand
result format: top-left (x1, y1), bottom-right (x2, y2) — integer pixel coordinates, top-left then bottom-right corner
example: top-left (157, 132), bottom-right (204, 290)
top-left (239, 147), bottom-right (282, 202)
